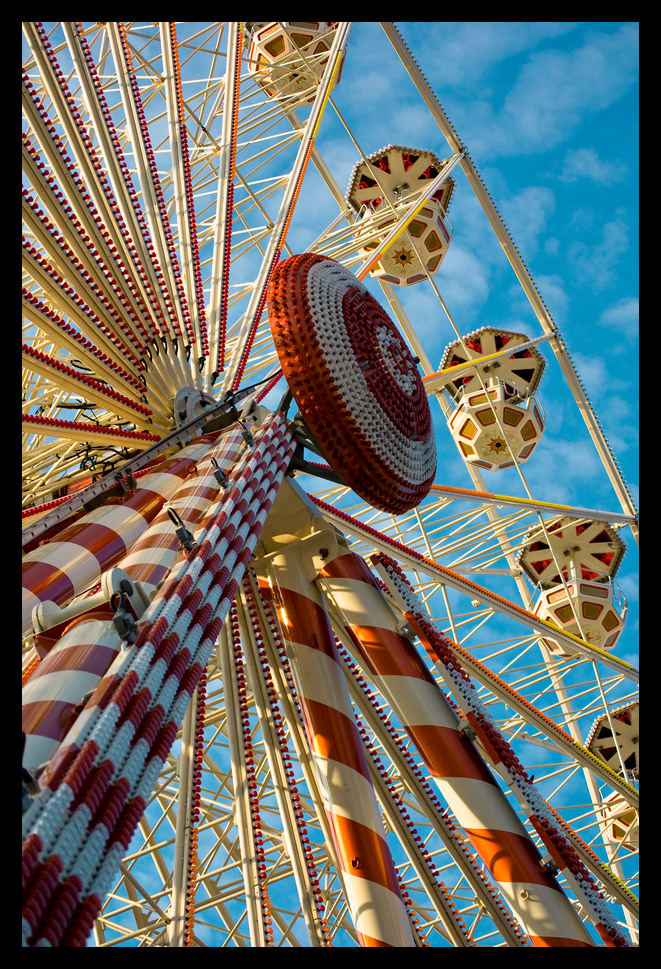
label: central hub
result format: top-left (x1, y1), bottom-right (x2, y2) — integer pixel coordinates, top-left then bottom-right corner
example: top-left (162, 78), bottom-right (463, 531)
top-left (267, 253), bottom-right (436, 513)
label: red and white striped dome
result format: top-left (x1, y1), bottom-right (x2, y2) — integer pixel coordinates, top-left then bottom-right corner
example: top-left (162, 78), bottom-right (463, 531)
top-left (267, 253), bottom-right (436, 513)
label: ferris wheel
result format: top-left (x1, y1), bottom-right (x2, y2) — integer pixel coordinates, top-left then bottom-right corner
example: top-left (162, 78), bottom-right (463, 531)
top-left (21, 22), bottom-right (639, 947)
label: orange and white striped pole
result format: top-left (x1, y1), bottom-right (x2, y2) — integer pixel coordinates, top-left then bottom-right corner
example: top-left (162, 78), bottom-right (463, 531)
top-left (318, 550), bottom-right (594, 947)
top-left (21, 434), bottom-right (221, 637)
top-left (263, 544), bottom-right (416, 947)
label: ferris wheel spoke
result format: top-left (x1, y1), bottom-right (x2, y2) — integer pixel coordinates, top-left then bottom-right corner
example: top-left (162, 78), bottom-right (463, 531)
top-left (24, 27), bottom-right (167, 356)
top-left (205, 22), bottom-right (244, 388)
top-left (107, 24), bottom-right (193, 349)
top-left (220, 23), bottom-right (352, 395)
top-left (64, 24), bottom-right (177, 346)
top-left (159, 22), bottom-right (208, 360)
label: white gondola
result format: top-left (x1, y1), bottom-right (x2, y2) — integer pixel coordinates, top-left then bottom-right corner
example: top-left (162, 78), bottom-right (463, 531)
top-left (519, 518), bottom-right (628, 656)
top-left (346, 144), bottom-right (454, 286)
top-left (244, 22), bottom-right (343, 102)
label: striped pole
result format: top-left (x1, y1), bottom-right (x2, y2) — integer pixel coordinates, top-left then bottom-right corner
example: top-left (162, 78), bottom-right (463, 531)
top-left (372, 552), bottom-right (629, 947)
top-left (116, 424), bottom-right (247, 595)
top-left (26, 416), bottom-right (288, 789)
top-left (22, 413), bottom-right (296, 946)
top-left (22, 425), bottom-right (247, 776)
top-left (318, 550), bottom-right (594, 947)
top-left (263, 544), bottom-right (416, 947)
top-left (22, 435), bottom-right (220, 636)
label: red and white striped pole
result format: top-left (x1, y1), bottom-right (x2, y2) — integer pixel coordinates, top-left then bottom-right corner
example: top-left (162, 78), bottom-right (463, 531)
top-left (22, 425), bottom-right (247, 777)
top-left (22, 434), bottom-right (220, 636)
top-left (116, 423), bottom-right (247, 595)
top-left (263, 544), bottom-right (416, 947)
top-left (318, 550), bottom-right (594, 947)
top-left (22, 413), bottom-right (297, 947)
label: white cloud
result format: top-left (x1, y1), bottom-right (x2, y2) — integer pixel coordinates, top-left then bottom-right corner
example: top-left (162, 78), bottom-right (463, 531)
top-left (411, 22), bottom-right (580, 91)
top-left (567, 211), bottom-right (631, 291)
top-left (517, 434), bottom-right (605, 504)
top-left (434, 243), bottom-right (491, 318)
top-left (502, 271), bottom-right (569, 327)
top-left (559, 148), bottom-right (628, 186)
top-left (464, 23), bottom-right (639, 157)
top-left (529, 273), bottom-right (569, 321)
top-left (598, 296), bottom-right (639, 340)
top-left (498, 185), bottom-right (556, 256)
top-left (618, 572), bottom-right (639, 605)
top-left (570, 350), bottom-right (629, 401)
top-left (599, 417), bottom-right (638, 462)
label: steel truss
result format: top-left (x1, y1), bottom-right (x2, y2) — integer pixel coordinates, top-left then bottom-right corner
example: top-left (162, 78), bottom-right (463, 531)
top-left (22, 22), bottom-right (638, 947)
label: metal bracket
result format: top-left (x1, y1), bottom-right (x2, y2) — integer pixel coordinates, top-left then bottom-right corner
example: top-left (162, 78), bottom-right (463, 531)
top-left (540, 853), bottom-right (559, 874)
top-left (239, 422), bottom-right (255, 448)
top-left (166, 505), bottom-right (196, 552)
top-left (110, 588), bottom-right (137, 644)
top-left (288, 446), bottom-right (346, 485)
top-left (173, 386), bottom-right (218, 428)
top-left (83, 470), bottom-right (138, 511)
top-left (210, 457), bottom-right (230, 489)
top-left (31, 567), bottom-right (149, 637)
top-left (286, 418), bottom-right (347, 484)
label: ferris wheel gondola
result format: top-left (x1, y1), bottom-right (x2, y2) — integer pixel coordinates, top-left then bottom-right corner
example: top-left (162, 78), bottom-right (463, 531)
top-left (22, 21), bottom-right (638, 948)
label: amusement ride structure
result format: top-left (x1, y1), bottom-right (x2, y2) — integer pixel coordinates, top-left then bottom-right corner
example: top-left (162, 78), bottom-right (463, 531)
top-left (22, 23), bottom-right (639, 947)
